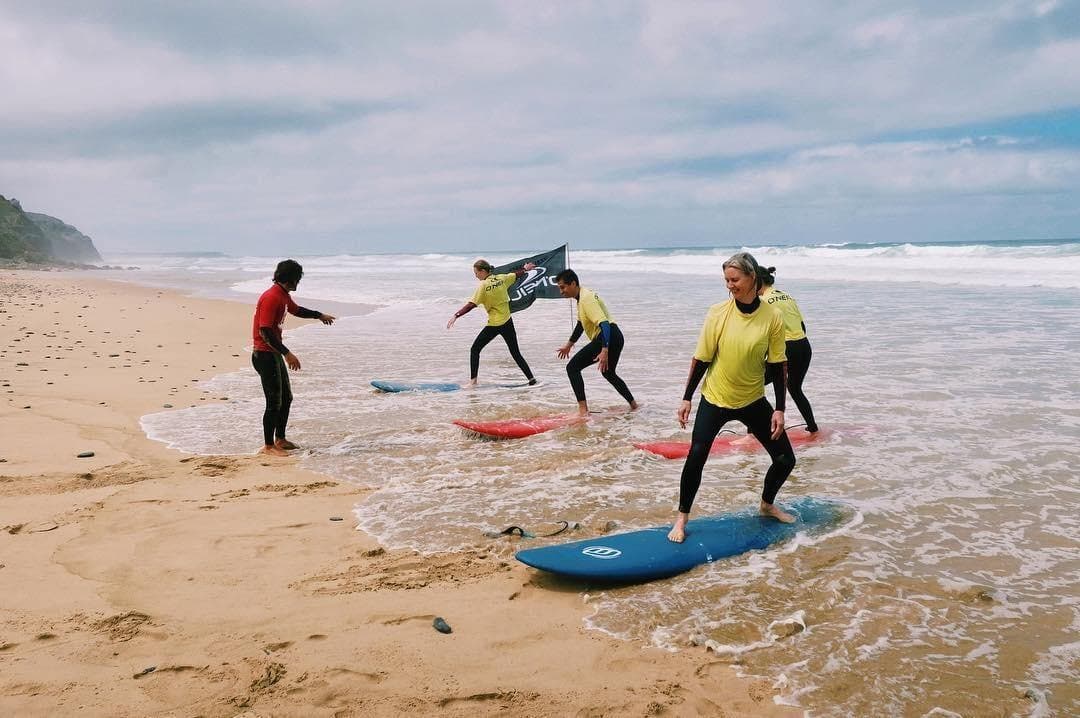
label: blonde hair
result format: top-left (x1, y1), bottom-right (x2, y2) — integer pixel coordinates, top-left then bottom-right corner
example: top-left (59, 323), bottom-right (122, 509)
top-left (722, 252), bottom-right (764, 291)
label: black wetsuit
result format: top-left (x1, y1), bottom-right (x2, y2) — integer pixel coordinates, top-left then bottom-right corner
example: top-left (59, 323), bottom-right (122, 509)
top-left (566, 321), bottom-right (635, 404)
top-left (765, 335), bottom-right (817, 432)
top-left (252, 350), bottom-right (293, 447)
top-left (471, 318), bottom-right (534, 381)
top-left (252, 307), bottom-right (319, 446)
top-left (677, 297), bottom-right (795, 513)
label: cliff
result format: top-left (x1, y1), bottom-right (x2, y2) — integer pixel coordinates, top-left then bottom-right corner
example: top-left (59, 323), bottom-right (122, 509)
top-left (0, 195), bottom-right (102, 263)
top-left (26, 211), bottom-right (104, 263)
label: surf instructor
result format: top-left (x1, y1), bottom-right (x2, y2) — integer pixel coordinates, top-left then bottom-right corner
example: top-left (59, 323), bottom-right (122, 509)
top-left (668, 252), bottom-right (796, 543)
top-left (447, 259), bottom-right (538, 388)
top-left (251, 259), bottom-right (336, 457)
top-left (554, 269), bottom-right (638, 416)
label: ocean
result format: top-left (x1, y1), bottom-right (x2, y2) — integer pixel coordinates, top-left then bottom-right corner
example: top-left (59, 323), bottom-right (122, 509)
top-left (116, 239), bottom-right (1079, 717)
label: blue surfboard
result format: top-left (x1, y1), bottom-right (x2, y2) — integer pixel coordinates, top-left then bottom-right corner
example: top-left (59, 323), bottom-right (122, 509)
top-left (516, 496), bottom-right (846, 583)
top-left (371, 380), bottom-right (462, 393)
top-left (371, 379), bottom-right (536, 393)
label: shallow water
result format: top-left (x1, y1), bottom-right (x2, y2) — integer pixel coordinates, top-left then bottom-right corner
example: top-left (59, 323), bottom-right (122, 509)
top-left (133, 242), bottom-right (1080, 716)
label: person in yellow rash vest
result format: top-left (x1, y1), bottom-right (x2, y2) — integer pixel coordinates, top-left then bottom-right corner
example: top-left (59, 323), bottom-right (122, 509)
top-left (447, 258), bottom-right (537, 387)
top-left (668, 252), bottom-right (797, 543)
top-left (554, 269), bottom-right (639, 416)
top-left (758, 265), bottom-right (818, 433)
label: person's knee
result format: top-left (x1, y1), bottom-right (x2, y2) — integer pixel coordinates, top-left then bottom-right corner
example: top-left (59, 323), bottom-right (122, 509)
top-left (688, 443), bottom-right (712, 463)
top-left (775, 452), bottom-right (796, 473)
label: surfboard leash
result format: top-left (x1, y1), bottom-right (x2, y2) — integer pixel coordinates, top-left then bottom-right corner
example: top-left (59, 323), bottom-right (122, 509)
top-left (483, 520), bottom-right (572, 539)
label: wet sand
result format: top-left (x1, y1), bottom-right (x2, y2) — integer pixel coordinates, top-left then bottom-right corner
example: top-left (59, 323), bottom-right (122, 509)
top-left (0, 271), bottom-right (797, 717)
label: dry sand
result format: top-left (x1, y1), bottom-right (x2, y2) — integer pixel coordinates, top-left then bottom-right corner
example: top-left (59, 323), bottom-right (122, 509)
top-left (0, 271), bottom-right (798, 717)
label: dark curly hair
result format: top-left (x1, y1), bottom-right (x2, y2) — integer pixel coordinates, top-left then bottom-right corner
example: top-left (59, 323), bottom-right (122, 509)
top-left (273, 259), bottom-right (303, 286)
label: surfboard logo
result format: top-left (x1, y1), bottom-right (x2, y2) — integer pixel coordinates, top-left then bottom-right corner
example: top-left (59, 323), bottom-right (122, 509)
top-left (581, 546), bottom-right (621, 559)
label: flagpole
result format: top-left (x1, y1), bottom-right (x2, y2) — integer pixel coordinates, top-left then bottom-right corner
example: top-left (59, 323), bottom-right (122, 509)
top-left (566, 243), bottom-right (575, 330)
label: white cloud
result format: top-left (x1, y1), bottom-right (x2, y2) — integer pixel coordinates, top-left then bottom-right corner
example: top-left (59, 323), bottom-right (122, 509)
top-left (1, 1), bottom-right (1078, 252)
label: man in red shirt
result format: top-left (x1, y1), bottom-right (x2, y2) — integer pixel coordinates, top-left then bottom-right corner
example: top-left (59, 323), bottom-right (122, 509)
top-left (251, 259), bottom-right (336, 456)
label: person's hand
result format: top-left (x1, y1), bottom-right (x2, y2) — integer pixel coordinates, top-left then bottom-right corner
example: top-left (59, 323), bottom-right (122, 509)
top-left (598, 347), bottom-right (609, 373)
top-left (284, 352), bottom-right (301, 371)
top-left (677, 400), bottom-right (692, 429)
top-left (556, 342), bottom-right (573, 359)
top-left (770, 410), bottom-right (785, 439)
top-left (447, 315), bottom-right (457, 330)
top-left (523, 262), bottom-right (536, 270)
top-left (319, 313), bottom-right (336, 325)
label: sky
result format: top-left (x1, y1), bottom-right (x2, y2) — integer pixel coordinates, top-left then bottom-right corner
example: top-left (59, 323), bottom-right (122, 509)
top-left (2, 0), bottom-right (1080, 255)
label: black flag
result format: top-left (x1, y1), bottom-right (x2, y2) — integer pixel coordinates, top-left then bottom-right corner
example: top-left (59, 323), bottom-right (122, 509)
top-left (494, 245), bottom-right (568, 314)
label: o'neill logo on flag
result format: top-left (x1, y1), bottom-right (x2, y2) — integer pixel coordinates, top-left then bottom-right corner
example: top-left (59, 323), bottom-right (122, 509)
top-left (494, 245), bottom-right (567, 314)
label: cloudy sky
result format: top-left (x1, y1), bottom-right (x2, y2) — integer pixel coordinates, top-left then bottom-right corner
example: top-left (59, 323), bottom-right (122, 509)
top-left (2, 1), bottom-right (1079, 255)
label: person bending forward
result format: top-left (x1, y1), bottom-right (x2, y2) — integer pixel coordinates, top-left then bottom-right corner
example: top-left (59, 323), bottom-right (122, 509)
top-left (447, 258), bottom-right (537, 387)
top-left (554, 269), bottom-right (638, 416)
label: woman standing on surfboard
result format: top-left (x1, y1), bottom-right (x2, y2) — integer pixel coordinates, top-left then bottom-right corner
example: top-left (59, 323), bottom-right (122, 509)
top-left (758, 266), bottom-right (818, 433)
top-left (554, 269), bottom-right (639, 416)
top-left (447, 259), bottom-right (537, 388)
top-left (668, 252), bottom-right (796, 543)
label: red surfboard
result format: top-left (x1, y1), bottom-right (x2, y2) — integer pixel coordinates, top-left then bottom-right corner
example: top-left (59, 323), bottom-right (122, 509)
top-left (635, 427), bottom-right (835, 459)
top-left (454, 408), bottom-right (630, 440)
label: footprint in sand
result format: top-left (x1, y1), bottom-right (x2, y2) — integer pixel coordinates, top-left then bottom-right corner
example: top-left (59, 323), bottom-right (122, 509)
top-left (93, 611), bottom-right (153, 642)
top-left (378, 614), bottom-right (437, 626)
top-left (263, 641), bottom-right (293, 653)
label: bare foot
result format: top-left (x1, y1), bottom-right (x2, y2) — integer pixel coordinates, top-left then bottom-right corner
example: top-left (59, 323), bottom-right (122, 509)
top-left (667, 514), bottom-right (689, 543)
top-left (759, 501), bottom-right (796, 523)
top-left (274, 438), bottom-right (298, 450)
top-left (629, 400), bottom-right (640, 411)
top-left (464, 379), bottom-right (478, 390)
top-left (259, 445), bottom-right (290, 457)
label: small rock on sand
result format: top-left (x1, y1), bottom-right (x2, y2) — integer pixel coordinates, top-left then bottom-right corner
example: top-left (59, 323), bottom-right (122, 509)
top-left (77, 451), bottom-right (95, 458)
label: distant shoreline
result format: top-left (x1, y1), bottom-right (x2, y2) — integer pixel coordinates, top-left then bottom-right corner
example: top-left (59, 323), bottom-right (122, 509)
top-left (96, 235), bottom-right (1080, 260)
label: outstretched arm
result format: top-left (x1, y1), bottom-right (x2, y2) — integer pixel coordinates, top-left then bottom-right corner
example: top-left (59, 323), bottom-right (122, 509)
top-left (556, 321), bottom-right (585, 359)
top-left (512, 261), bottom-right (537, 278)
top-left (294, 306), bottom-right (335, 325)
top-left (447, 302), bottom-right (477, 329)
top-left (290, 305), bottom-right (335, 324)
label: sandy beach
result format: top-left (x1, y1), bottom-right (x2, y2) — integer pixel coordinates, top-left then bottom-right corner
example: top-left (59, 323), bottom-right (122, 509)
top-left (0, 271), bottom-right (797, 717)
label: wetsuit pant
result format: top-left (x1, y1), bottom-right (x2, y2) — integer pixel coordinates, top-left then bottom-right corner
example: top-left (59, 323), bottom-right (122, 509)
top-left (470, 318), bottom-right (534, 381)
top-left (252, 350), bottom-right (293, 446)
top-left (765, 337), bottom-right (816, 431)
top-left (566, 324), bottom-right (635, 405)
top-left (678, 396), bottom-right (796, 513)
